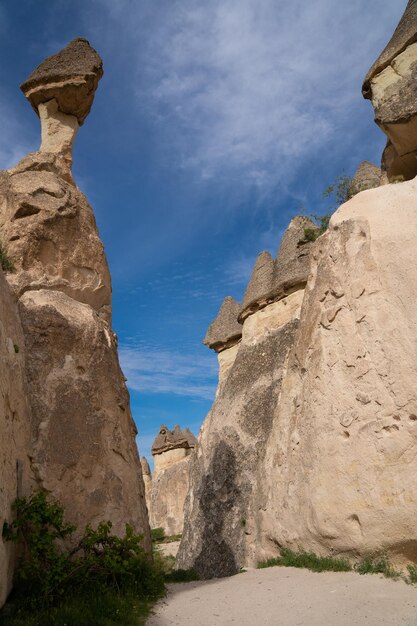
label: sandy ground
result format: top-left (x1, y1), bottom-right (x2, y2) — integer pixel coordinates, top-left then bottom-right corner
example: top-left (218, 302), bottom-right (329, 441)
top-left (147, 567), bottom-right (417, 626)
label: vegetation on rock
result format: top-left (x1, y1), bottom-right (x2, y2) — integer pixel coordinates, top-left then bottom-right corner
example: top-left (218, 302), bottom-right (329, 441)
top-left (0, 242), bottom-right (15, 273)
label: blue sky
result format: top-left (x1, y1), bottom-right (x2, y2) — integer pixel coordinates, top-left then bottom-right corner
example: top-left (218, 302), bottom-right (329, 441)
top-left (0, 0), bottom-right (404, 465)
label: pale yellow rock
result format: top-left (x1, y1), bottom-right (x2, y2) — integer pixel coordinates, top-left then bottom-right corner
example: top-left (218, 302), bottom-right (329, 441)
top-left (242, 289), bottom-right (304, 346)
top-left (0, 271), bottom-right (31, 605)
top-left (149, 456), bottom-right (192, 536)
top-left (39, 99), bottom-right (79, 166)
top-left (261, 179), bottom-right (417, 567)
top-left (154, 447), bottom-right (191, 474)
top-left (217, 341), bottom-right (241, 396)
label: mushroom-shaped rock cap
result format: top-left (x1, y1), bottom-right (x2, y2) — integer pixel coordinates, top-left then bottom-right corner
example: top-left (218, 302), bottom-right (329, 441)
top-left (141, 457), bottom-right (151, 476)
top-left (151, 424), bottom-right (197, 456)
top-left (239, 217), bottom-right (318, 322)
top-left (203, 296), bottom-right (242, 352)
top-left (20, 37), bottom-right (103, 125)
top-left (350, 161), bottom-right (383, 196)
top-left (363, 1), bottom-right (417, 97)
top-left (273, 216), bottom-right (318, 295)
top-left (241, 251), bottom-right (274, 314)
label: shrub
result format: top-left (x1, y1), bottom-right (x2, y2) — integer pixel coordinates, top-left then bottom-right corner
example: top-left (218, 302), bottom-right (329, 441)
top-left (355, 553), bottom-right (399, 579)
top-left (2, 491), bottom-right (165, 611)
top-left (0, 242), bottom-right (15, 273)
top-left (257, 548), bottom-right (352, 573)
top-left (151, 527), bottom-right (165, 543)
top-left (407, 565), bottom-right (417, 584)
top-left (165, 568), bottom-right (200, 583)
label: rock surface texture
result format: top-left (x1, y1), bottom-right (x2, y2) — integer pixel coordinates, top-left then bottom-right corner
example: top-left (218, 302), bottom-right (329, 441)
top-left (178, 179), bottom-right (417, 577)
top-left (363, 0), bottom-right (417, 180)
top-left (0, 38), bottom-right (151, 565)
top-left (177, 218), bottom-right (313, 578)
top-left (0, 271), bottom-right (31, 605)
top-left (145, 425), bottom-right (197, 535)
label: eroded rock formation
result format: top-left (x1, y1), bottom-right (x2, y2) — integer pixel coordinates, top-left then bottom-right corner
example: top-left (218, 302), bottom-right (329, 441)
top-left (177, 217), bottom-right (317, 577)
top-left (0, 38), bottom-right (151, 567)
top-left (0, 271), bottom-right (31, 605)
top-left (363, 1), bottom-right (417, 180)
top-left (144, 425), bottom-right (197, 535)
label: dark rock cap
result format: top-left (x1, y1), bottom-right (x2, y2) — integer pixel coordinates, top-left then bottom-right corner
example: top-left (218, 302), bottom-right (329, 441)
top-left (240, 251), bottom-right (274, 317)
top-left (239, 217), bottom-right (318, 322)
top-left (203, 296), bottom-right (242, 352)
top-left (152, 424), bottom-right (197, 456)
top-left (20, 37), bottom-right (103, 125)
top-left (350, 161), bottom-right (383, 196)
top-left (363, 1), bottom-right (417, 97)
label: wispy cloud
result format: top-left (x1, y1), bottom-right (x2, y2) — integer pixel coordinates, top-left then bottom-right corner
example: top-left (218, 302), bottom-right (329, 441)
top-left (120, 342), bottom-right (218, 400)
top-left (92, 0), bottom-right (402, 192)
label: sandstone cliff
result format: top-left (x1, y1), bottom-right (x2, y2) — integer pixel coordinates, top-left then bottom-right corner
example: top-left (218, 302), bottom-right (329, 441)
top-left (0, 38), bottom-right (151, 564)
top-left (177, 218), bottom-right (317, 577)
top-left (178, 3), bottom-right (417, 577)
top-left (0, 270), bottom-right (31, 605)
top-left (144, 425), bottom-right (197, 536)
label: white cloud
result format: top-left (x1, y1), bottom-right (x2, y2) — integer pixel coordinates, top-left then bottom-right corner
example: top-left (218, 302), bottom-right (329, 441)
top-left (119, 342), bottom-right (218, 400)
top-left (97, 0), bottom-right (402, 190)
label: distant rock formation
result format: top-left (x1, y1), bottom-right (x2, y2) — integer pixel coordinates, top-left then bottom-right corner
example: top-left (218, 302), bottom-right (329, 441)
top-left (363, 0), bottom-right (417, 180)
top-left (0, 37), bottom-right (151, 598)
top-left (144, 425), bottom-right (197, 536)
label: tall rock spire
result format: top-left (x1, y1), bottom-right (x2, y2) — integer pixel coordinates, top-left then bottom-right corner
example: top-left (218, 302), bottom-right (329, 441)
top-left (0, 39), bottom-right (151, 552)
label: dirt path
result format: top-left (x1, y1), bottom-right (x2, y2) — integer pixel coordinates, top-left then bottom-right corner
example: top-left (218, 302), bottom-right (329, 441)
top-left (147, 567), bottom-right (417, 625)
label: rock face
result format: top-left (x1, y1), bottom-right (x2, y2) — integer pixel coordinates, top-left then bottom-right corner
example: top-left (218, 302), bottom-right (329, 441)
top-left (363, 1), bottom-right (417, 180)
top-left (177, 218), bottom-right (313, 578)
top-left (262, 179), bottom-right (417, 566)
top-left (0, 39), bottom-right (151, 556)
top-left (145, 425), bottom-right (197, 535)
top-left (0, 270), bottom-right (31, 606)
top-left (179, 178), bottom-right (417, 577)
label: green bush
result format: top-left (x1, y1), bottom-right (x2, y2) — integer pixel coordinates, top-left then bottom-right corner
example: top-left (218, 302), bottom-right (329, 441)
top-left (151, 527), bottom-right (165, 542)
top-left (355, 553), bottom-right (399, 579)
top-left (258, 548), bottom-right (352, 573)
top-left (0, 242), bottom-right (15, 273)
top-left (407, 565), bottom-right (417, 584)
top-left (165, 568), bottom-right (200, 583)
top-left (2, 491), bottom-right (165, 612)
